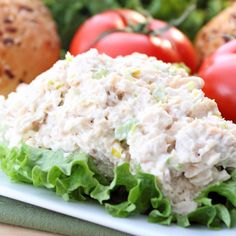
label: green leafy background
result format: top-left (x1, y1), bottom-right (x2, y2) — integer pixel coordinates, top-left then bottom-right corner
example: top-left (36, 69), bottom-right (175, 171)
top-left (43, 0), bottom-right (230, 51)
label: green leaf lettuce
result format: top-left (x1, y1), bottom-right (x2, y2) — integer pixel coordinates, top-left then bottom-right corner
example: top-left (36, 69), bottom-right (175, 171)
top-left (0, 144), bottom-right (235, 228)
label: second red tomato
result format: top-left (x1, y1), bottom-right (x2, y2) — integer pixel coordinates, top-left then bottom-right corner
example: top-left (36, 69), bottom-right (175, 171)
top-left (198, 40), bottom-right (236, 123)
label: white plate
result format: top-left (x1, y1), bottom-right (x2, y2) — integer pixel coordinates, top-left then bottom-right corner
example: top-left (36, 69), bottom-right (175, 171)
top-left (0, 170), bottom-right (235, 236)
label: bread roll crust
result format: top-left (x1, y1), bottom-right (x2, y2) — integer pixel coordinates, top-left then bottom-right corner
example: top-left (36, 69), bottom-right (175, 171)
top-left (195, 2), bottom-right (236, 64)
top-left (0, 0), bottom-right (60, 96)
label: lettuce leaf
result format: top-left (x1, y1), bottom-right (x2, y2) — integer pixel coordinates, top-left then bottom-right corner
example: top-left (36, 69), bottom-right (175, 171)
top-left (189, 169), bottom-right (236, 228)
top-left (0, 144), bottom-right (236, 229)
top-left (0, 144), bottom-right (171, 224)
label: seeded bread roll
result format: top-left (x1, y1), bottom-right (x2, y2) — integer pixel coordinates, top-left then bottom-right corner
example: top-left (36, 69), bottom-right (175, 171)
top-left (195, 2), bottom-right (236, 64)
top-left (0, 0), bottom-right (60, 96)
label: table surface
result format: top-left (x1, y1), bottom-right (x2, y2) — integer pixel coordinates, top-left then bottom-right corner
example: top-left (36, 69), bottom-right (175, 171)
top-left (0, 223), bottom-right (61, 236)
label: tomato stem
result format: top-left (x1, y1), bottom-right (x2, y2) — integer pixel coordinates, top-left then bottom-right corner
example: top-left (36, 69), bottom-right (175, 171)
top-left (128, 3), bottom-right (196, 36)
top-left (89, 3), bottom-right (196, 48)
top-left (169, 4), bottom-right (196, 28)
top-left (151, 4), bottom-right (196, 36)
top-left (132, 22), bottom-right (149, 33)
top-left (89, 28), bottom-right (128, 47)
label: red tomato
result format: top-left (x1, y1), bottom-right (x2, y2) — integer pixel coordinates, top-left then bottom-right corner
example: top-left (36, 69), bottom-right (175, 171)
top-left (70, 9), bottom-right (197, 73)
top-left (198, 40), bottom-right (236, 123)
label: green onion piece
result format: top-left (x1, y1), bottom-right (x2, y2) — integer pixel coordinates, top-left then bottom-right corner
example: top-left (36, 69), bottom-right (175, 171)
top-left (173, 63), bottom-right (190, 74)
top-left (115, 119), bottom-right (137, 141)
top-left (65, 52), bottom-right (74, 62)
top-left (131, 69), bottom-right (141, 78)
top-left (92, 69), bottom-right (108, 80)
top-left (152, 87), bottom-right (167, 103)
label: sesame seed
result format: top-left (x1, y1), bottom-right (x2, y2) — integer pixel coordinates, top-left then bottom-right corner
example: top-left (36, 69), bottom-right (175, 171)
top-left (4, 68), bottom-right (15, 79)
top-left (2, 38), bottom-right (14, 45)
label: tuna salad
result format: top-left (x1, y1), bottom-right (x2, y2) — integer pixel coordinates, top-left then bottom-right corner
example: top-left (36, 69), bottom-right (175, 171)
top-left (0, 49), bottom-right (236, 227)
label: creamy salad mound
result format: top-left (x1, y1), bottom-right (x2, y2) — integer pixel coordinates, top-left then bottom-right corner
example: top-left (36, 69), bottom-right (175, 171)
top-left (0, 49), bottom-right (236, 214)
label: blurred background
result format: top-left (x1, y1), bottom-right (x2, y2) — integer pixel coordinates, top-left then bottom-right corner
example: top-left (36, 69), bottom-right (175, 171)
top-left (43, 0), bottom-right (231, 51)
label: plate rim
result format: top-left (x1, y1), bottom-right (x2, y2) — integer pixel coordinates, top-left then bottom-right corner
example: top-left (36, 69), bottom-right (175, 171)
top-left (0, 170), bottom-right (235, 236)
